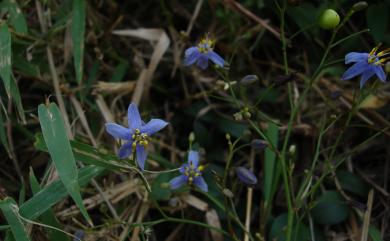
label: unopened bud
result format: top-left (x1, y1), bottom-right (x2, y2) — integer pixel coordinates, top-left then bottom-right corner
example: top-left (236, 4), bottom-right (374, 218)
top-left (352, 1), bottom-right (368, 12)
top-left (251, 139), bottom-right (268, 150)
top-left (289, 145), bottom-right (296, 155)
top-left (225, 133), bottom-right (231, 140)
top-left (222, 188), bottom-right (234, 198)
top-left (188, 132), bottom-right (195, 142)
top-left (236, 167), bottom-right (258, 185)
top-left (233, 112), bottom-right (243, 121)
top-left (318, 9), bottom-right (340, 30)
top-left (240, 75), bottom-right (259, 86)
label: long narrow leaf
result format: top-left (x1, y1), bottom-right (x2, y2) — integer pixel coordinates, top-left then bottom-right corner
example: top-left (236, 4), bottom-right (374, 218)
top-left (0, 23), bottom-right (12, 97)
top-left (0, 198), bottom-right (31, 241)
top-left (20, 165), bottom-right (103, 220)
top-left (263, 122), bottom-right (279, 204)
top-left (38, 103), bottom-right (91, 224)
top-left (71, 0), bottom-right (86, 83)
top-left (29, 169), bottom-right (70, 241)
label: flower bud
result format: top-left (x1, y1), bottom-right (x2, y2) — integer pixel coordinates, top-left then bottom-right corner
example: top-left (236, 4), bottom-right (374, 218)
top-left (318, 9), bottom-right (340, 30)
top-left (236, 167), bottom-right (257, 185)
top-left (222, 188), bottom-right (234, 198)
top-left (352, 1), bottom-right (368, 12)
top-left (188, 132), bottom-right (195, 142)
top-left (233, 112), bottom-right (243, 121)
top-left (251, 139), bottom-right (268, 150)
top-left (240, 75), bottom-right (259, 86)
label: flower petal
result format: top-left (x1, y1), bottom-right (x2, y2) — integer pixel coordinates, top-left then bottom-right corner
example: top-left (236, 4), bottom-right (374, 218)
top-left (187, 151), bottom-right (199, 167)
top-left (341, 60), bottom-right (369, 80)
top-left (207, 51), bottom-right (225, 67)
top-left (169, 175), bottom-right (188, 190)
top-left (128, 103), bottom-right (142, 130)
top-left (118, 141), bottom-right (133, 159)
top-left (373, 65), bottom-right (386, 82)
top-left (136, 145), bottom-right (148, 170)
top-left (360, 69), bottom-right (375, 88)
top-left (345, 52), bottom-right (369, 64)
top-left (184, 47), bottom-right (201, 66)
top-left (193, 176), bottom-right (208, 192)
top-left (140, 119), bottom-right (168, 135)
top-left (105, 123), bottom-right (131, 140)
top-left (196, 55), bottom-right (209, 69)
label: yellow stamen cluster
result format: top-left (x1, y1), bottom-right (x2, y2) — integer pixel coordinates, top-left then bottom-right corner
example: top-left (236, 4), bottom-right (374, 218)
top-left (184, 162), bottom-right (204, 184)
top-left (368, 45), bottom-right (390, 65)
top-left (131, 129), bottom-right (149, 151)
top-left (197, 36), bottom-right (215, 53)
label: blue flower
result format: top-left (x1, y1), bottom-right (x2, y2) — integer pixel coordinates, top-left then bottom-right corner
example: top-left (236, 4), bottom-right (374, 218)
top-left (341, 46), bottom-right (388, 88)
top-left (169, 151), bottom-right (208, 192)
top-left (236, 167), bottom-right (257, 186)
top-left (105, 103), bottom-right (168, 170)
top-left (184, 35), bottom-right (225, 69)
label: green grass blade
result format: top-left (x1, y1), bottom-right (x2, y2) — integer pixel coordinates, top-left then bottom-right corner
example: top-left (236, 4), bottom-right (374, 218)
top-left (0, 107), bottom-right (11, 157)
top-left (10, 75), bottom-right (26, 123)
top-left (71, 0), bottom-right (86, 83)
top-left (20, 165), bottom-right (103, 220)
top-left (0, 0), bottom-right (28, 34)
top-left (263, 122), bottom-right (279, 205)
top-left (29, 169), bottom-right (70, 241)
top-left (0, 22), bottom-right (12, 97)
top-left (38, 103), bottom-right (91, 224)
top-left (0, 198), bottom-right (31, 241)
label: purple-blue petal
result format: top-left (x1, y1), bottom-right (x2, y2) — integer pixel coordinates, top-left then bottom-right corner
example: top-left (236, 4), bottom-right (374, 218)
top-left (118, 141), bottom-right (133, 159)
top-left (169, 175), bottom-right (188, 190)
top-left (140, 119), bottom-right (168, 136)
top-left (341, 60), bottom-right (369, 80)
top-left (207, 51), bottom-right (225, 67)
top-left (345, 52), bottom-right (369, 64)
top-left (187, 151), bottom-right (199, 167)
top-left (128, 103), bottom-right (142, 130)
top-left (360, 69), bottom-right (375, 88)
top-left (136, 145), bottom-right (147, 170)
top-left (236, 167), bottom-right (257, 185)
top-left (373, 65), bottom-right (386, 82)
top-left (184, 47), bottom-right (201, 66)
top-left (196, 55), bottom-right (209, 69)
top-left (179, 163), bottom-right (189, 174)
top-left (193, 176), bottom-right (208, 192)
top-left (105, 123), bottom-right (131, 140)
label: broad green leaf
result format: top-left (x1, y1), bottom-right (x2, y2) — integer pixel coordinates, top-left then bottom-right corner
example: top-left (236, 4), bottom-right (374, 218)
top-left (269, 213), bottom-right (310, 241)
top-left (367, 3), bottom-right (388, 42)
top-left (336, 170), bottom-right (369, 197)
top-left (110, 61), bottom-right (129, 82)
top-left (29, 169), bottom-right (70, 241)
top-left (0, 22), bottom-right (12, 97)
top-left (263, 122), bottom-right (279, 204)
top-left (13, 55), bottom-right (40, 78)
top-left (20, 165), bottom-right (103, 220)
top-left (311, 191), bottom-right (349, 225)
top-left (71, 0), bottom-right (86, 83)
top-left (0, 0), bottom-right (28, 34)
top-left (0, 198), bottom-right (31, 241)
top-left (38, 103), bottom-right (91, 224)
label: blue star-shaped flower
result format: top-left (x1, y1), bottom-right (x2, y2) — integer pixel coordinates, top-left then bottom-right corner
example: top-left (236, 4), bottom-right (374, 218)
top-left (341, 46), bottom-right (388, 88)
top-left (105, 103), bottom-right (168, 170)
top-left (169, 151), bottom-right (208, 192)
top-left (184, 35), bottom-right (225, 70)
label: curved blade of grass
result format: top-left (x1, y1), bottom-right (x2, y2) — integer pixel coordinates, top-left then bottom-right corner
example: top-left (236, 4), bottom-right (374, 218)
top-left (29, 169), bottom-right (70, 241)
top-left (0, 198), bottom-right (31, 241)
top-left (0, 22), bottom-right (12, 97)
top-left (20, 165), bottom-right (103, 220)
top-left (71, 0), bottom-right (86, 83)
top-left (0, 107), bottom-right (11, 158)
top-left (38, 103), bottom-right (91, 225)
top-left (0, 0), bottom-right (28, 34)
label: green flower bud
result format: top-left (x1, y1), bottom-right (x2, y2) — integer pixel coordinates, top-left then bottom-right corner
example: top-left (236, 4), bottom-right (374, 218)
top-left (352, 1), bottom-right (368, 12)
top-left (318, 9), bottom-right (340, 30)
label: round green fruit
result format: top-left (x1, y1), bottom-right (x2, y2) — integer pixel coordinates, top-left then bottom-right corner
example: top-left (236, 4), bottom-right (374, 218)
top-left (318, 9), bottom-right (340, 30)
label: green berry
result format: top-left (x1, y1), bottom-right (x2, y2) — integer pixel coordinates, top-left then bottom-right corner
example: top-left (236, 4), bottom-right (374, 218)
top-left (318, 9), bottom-right (340, 30)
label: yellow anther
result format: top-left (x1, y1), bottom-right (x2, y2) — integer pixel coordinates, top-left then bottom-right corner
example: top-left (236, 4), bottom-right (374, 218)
top-left (132, 142), bottom-right (137, 148)
top-left (370, 44), bottom-right (382, 56)
top-left (143, 140), bottom-right (148, 146)
top-left (198, 165), bottom-right (205, 172)
top-left (188, 177), bottom-right (193, 183)
top-left (135, 129), bottom-right (140, 134)
top-left (377, 48), bottom-right (390, 56)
